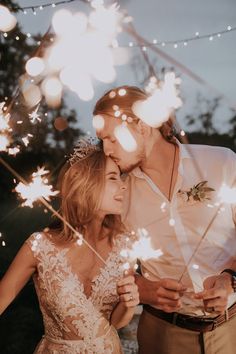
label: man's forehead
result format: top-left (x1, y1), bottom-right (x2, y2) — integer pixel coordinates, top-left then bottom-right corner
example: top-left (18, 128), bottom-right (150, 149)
top-left (95, 114), bottom-right (119, 138)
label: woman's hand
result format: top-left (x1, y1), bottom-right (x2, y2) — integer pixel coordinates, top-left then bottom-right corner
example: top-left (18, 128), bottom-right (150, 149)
top-left (110, 274), bottom-right (139, 329)
top-left (117, 274), bottom-right (139, 308)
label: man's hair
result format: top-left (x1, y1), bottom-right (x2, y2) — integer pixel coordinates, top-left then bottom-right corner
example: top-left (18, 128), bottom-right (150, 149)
top-left (53, 149), bottom-right (125, 242)
top-left (93, 85), bottom-right (176, 143)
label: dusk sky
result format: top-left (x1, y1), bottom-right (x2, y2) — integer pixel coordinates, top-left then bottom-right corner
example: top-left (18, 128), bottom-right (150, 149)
top-left (16, 0), bottom-right (236, 134)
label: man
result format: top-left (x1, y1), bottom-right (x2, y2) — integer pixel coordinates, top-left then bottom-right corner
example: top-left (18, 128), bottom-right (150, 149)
top-left (93, 86), bottom-right (236, 354)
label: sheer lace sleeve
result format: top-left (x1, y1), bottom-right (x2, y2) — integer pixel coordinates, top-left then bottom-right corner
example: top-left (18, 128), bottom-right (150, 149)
top-left (25, 232), bottom-right (47, 260)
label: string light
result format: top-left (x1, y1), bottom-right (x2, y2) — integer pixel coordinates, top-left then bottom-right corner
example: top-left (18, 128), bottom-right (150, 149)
top-left (5, 0), bottom-right (234, 50)
top-left (2, 23), bottom-right (235, 51)
top-left (10, 0), bottom-right (90, 14)
top-left (121, 25), bottom-right (236, 49)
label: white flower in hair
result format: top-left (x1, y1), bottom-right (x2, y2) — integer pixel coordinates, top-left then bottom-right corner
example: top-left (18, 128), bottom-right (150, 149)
top-left (69, 137), bottom-right (101, 165)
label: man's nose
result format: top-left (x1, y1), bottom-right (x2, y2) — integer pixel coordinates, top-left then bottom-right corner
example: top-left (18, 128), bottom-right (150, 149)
top-left (103, 140), bottom-right (113, 157)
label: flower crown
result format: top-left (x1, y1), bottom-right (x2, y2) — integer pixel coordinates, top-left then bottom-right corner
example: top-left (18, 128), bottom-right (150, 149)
top-left (69, 137), bottom-right (101, 166)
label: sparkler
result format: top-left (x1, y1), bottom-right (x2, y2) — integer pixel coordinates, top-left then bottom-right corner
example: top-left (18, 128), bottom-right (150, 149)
top-left (0, 102), bottom-right (11, 131)
top-left (22, 134), bottom-right (33, 147)
top-left (218, 183), bottom-right (236, 204)
top-left (0, 135), bottom-right (10, 152)
top-left (0, 232), bottom-right (6, 247)
top-left (28, 105), bottom-right (41, 123)
top-left (0, 102), bottom-right (12, 151)
top-left (15, 167), bottom-right (59, 208)
top-left (0, 157), bottom-right (106, 264)
top-left (120, 228), bottom-right (163, 265)
top-left (22, 3), bottom-right (128, 105)
top-left (132, 72), bottom-right (182, 128)
top-left (178, 180), bottom-right (236, 283)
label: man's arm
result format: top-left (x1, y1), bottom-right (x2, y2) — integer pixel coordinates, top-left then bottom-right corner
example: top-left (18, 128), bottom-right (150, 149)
top-left (135, 273), bottom-right (187, 313)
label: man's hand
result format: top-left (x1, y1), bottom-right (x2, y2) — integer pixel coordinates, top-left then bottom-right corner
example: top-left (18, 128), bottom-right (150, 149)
top-left (135, 274), bottom-right (187, 313)
top-left (195, 273), bottom-right (233, 314)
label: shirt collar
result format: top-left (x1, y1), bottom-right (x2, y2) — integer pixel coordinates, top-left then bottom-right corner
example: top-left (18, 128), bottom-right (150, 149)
top-left (177, 140), bottom-right (192, 160)
top-left (131, 141), bottom-right (192, 179)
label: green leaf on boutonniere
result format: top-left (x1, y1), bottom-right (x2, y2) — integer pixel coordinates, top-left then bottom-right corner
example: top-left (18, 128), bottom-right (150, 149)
top-left (178, 181), bottom-right (215, 203)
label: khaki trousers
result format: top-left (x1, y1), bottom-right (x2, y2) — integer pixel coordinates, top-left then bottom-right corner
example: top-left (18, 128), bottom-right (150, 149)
top-left (137, 309), bottom-right (236, 354)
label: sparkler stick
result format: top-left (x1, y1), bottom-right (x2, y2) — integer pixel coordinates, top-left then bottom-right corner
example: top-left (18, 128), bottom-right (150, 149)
top-left (178, 203), bottom-right (222, 283)
top-left (0, 156), bottom-right (107, 265)
top-left (178, 176), bottom-right (236, 283)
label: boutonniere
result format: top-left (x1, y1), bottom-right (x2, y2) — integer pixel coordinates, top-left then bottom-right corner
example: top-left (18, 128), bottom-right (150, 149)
top-left (178, 181), bottom-right (215, 203)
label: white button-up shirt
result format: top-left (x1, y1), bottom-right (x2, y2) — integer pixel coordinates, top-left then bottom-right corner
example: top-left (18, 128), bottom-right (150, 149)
top-left (124, 143), bottom-right (236, 316)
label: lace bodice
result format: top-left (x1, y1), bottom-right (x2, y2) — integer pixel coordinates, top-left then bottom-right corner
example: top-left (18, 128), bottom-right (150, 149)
top-left (26, 232), bottom-right (132, 354)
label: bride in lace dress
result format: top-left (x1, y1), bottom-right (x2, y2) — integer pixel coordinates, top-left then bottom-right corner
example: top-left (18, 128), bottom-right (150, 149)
top-left (0, 140), bottom-right (139, 353)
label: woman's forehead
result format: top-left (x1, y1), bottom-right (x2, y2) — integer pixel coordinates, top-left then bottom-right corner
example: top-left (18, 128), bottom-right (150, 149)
top-left (105, 157), bottom-right (119, 173)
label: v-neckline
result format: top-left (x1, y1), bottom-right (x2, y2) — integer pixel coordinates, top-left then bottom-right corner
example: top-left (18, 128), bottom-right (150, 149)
top-left (61, 240), bottom-right (118, 301)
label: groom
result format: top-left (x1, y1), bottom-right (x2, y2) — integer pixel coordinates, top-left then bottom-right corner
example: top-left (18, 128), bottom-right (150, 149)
top-left (93, 85), bottom-right (236, 354)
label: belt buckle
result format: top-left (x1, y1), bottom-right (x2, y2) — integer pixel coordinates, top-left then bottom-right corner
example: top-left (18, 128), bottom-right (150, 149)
top-left (211, 320), bottom-right (217, 331)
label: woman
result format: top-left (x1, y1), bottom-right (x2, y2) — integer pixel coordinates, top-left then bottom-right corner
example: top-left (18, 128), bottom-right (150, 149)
top-left (0, 139), bottom-right (139, 353)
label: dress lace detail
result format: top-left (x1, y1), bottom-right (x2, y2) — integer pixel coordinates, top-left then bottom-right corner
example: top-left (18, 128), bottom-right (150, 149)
top-left (26, 232), bottom-right (133, 354)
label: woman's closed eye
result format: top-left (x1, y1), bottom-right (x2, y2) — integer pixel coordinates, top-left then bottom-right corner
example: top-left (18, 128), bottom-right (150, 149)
top-left (109, 175), bottom-right (120, 181)
top-left (107, 172), bottom-right (120, 181)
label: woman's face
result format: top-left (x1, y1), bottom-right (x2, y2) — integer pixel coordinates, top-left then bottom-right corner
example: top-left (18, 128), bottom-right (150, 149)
top-left (98, 157), bottom-right (126, 215)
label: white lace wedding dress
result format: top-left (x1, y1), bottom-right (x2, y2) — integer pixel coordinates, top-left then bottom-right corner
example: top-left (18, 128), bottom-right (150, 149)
top-left (26, 232), bottom-right (131, 354)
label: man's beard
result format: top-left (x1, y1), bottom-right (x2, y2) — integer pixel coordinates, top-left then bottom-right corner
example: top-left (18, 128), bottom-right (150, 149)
top-left (118, 157), bottom-right (143, 173)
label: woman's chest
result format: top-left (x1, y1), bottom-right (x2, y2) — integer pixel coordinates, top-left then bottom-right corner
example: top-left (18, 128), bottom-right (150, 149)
top-left (35, 245), bottom-right (125, 311)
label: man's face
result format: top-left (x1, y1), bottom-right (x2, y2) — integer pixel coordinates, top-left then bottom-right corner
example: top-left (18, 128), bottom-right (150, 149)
top-left (95, 115), bottom-right (145, 173)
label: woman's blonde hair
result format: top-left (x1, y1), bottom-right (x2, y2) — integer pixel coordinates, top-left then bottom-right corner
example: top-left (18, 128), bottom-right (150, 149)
top-left (55, 149), bottom-right (125, 242)
top-left (93, 85), bottom-right (176, 143)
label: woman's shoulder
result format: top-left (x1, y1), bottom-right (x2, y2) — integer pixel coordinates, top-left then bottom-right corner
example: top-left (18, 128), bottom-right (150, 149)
top-left (25, 229), bottom-right (64, 255)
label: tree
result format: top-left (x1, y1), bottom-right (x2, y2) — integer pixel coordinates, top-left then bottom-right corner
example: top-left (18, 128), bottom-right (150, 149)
top-left (229, 110), bottom-right (236, 145)
top-left (185, 94), bottom-right (220, 135)
top-left (0, 0), bottom-right (84, 160)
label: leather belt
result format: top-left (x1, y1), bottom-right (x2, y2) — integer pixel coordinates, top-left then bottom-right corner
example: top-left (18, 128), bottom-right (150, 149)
top-left (143, 303), bottom-right (236, 332)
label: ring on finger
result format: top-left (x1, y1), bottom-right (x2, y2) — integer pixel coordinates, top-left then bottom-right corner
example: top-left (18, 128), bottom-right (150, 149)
top-left (129, 294), bottom-right (133, 301)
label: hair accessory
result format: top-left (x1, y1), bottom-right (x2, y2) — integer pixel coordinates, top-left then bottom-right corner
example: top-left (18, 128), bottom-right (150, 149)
top-left (69, 137), bottom-right (101, 166)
